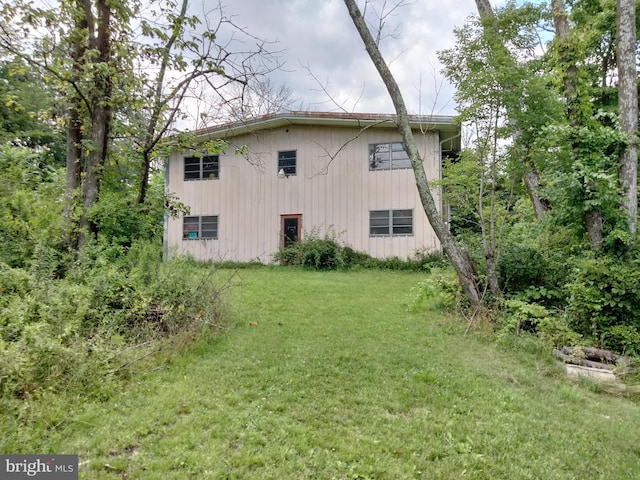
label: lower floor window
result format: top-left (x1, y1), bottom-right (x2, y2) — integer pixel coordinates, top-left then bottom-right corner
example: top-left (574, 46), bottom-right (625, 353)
top-left (369, 209), bottom-right (413, 236)
top-left (183, 215), bottom-right (218, 239)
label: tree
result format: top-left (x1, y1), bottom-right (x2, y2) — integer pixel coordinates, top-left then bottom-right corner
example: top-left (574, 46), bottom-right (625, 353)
top-left (1, 0), bottom-right (133, 247)
top-left (473, 0), bottom-right (638, 251)
top-left (439, 3), bottom-right (558, 299)
top-left (473, 0), bottom-right (551, 222)
top-left (342, 0), bottom-right (482, 306)
top-left (0, 0), bottom-right (278, 249)
top-left (0, 60), bottom-right (63, 162)
top-left (126, 0), bottom-right (279, 205)
top-left (616, 0), bottom-right (638, 243)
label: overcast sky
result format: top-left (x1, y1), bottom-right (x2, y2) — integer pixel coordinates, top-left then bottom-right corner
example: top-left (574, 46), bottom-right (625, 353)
top-left (219, 0), bottom-right (480, 117)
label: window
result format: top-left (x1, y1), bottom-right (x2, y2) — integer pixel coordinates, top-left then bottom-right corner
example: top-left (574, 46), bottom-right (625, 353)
top-left (369, 142), bottom-right (411, 170)
top-left (184, 155), bottom-right (219, 180)
top-left (369, 209), bottom-right (413, 236)
top-left (278, 150), bottom-right (297, 176)
top-left (183, 215), bottom-right (218, 239)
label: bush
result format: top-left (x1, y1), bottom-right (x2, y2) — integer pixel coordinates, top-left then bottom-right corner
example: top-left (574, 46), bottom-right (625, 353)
top-left (274, 230), bottom-right (446, 272)
top-left (498, 245), bottom-right (548, 293)
top-left (408, 267), bottom-right (461, 312)
top-left (0, 240), bottom-right (232, 405)
top-left (274, 230), bottom-right (345, 270)
top-left (566, 255), bottom-right (640, 353)
top-left (498, 299), bottom-right (581, 348)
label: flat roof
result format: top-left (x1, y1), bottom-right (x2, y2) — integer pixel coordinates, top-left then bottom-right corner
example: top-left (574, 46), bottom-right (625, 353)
top-left (191, 111), bottom-right (461, 151)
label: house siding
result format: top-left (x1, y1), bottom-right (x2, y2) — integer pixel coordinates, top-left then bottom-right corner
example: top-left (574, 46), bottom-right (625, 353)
top-left (166, 123), bottom-right (444, 262)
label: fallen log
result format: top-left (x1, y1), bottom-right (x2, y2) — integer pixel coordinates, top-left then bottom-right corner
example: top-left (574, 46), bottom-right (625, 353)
top-left (553, 349), bottom-right (615, 371)
top-left (561, 346), bottom-right (629, 365)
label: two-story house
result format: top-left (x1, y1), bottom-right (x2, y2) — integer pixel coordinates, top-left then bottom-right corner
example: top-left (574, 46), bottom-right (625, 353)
top-left (163, 111), bottom-right (460, 263)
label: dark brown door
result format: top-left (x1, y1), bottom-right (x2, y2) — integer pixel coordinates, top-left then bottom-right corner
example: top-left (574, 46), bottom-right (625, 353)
top-left (281, 214), bottom-right (302, 248)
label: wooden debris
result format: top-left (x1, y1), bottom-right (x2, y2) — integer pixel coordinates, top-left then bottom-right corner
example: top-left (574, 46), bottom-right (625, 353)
top-left (553, 346), bottom-right (635, 381)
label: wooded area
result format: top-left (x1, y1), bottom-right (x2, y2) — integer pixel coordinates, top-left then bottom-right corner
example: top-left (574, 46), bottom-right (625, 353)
top-left (346, 0), bottom-right (640, 354)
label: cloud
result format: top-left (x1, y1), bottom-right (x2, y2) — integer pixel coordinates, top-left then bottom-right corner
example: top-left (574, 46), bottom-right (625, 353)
top-left (211, 0), bottom-right (479, 117)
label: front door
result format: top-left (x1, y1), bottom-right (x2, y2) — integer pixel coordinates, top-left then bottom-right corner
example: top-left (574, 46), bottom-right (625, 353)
top-left (281, 214), bottom-right (302, 248)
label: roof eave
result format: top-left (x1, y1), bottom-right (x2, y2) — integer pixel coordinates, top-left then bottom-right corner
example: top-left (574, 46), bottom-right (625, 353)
top-left (192, 111), bottom-right (461, 151)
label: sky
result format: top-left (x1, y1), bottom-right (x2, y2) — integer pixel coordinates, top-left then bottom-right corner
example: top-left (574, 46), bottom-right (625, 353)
top-left (215, 0), bottom-right (480, 118)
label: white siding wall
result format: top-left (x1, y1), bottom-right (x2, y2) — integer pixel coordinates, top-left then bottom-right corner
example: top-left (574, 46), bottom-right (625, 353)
top-left (165, 124), bottom-right (442, 262)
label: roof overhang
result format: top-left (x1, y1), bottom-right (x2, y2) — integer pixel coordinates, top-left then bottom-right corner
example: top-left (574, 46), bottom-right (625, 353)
top-left (191, 111), bottom-right (461, 152)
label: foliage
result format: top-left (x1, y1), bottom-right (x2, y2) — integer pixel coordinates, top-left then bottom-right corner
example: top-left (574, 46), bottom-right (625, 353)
top-left (408, 267), bottom-right (461, 312)
top-left (90, 171), bottom-right (166, 246)
top-left (565, 254), bottom-right (640, 354)
top-left (0, 241), bottom-right (233, 411)
top-left (0, 143), bottom-right (65, 268)
top-left (498, 299), bottom-right (582, 348)
top-left (433, 0), bottom-right (640, 355)
top-left (532, 118), bottom-right (628, 250)
top-left (274, 228), bottom-right (446, 272)
top-left (497, 244), bottom-right (548, 294)
top-left (0, 61), bottom-right (64, 165)
top-left (274, 229), bottom-right (346, 270)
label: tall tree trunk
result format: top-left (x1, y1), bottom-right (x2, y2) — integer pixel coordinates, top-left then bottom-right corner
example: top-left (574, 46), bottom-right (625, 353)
top-left (343, 0), bottom-right (481, 306)
top-left (64, 107), bottom-right (82, 249)
top-left (474, 0), bottom-right (493, 16)
top-left (523, 167), bottom-right (549, 220)
top-left (138, 150), bottom-right (151, 204)
top-left (552, 0), bottom-right (605, 249)
top-left (79, 0), bottom-right (113, 248)
top-left (64, 0), bottom-right (90, 250)
top-left (616, 0), bottom-right (638, 243)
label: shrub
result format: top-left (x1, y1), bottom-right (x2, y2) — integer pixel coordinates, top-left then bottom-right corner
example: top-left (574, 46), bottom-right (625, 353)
top-left (566, 255), bottom-right (640, 353)
top-left (0, 240), bottom-right (232, 406)
top-left (274, 229), bottom-right (345, 270)
top-left (600, 325), bottom-right (640, 356)
top-left (274, 226), bottom-right (448, 272)
top-left (498, 299), bottom-right (581, 348)
top-left (408, 267), bottom-right (461, 312)
top-left (498, 245), bottom-right (548, 294)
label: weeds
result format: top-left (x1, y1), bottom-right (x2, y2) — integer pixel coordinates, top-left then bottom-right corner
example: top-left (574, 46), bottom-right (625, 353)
top-left (0, 240), bottom-right (234, 424)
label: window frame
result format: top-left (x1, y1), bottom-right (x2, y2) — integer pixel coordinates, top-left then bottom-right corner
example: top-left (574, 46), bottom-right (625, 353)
top-left (278, 150), bottom-right (297, 176)
top-left (368, 142), bottom-right (411, 171)
top-left (369, 209), bottom-right (414, 236)
top-left (183, 215), bottom-right (218, 240)
top-left (184, 155), bottom-right (219, 180)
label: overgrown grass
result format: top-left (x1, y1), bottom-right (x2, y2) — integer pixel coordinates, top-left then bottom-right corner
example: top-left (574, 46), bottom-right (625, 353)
top-left (3, 269), bottom-right (640, 479)
top-left (0, 242), bottom-right (235, 437)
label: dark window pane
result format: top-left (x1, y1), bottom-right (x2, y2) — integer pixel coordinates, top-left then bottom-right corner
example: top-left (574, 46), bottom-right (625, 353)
top-left (201, 215), bottom-right (218, 239)
top-left (202, 156), bottom-right (219, 179)
top-left (369, 210), bottom-right (390, 235)
top-left (184, 157), bottom-right (201, 180)
top-left (392, 210), bottom-right (413, 234)
top-left (278, 150), bottom-right (296, 160)
top-left (278, 150), bottom-right (297, 175)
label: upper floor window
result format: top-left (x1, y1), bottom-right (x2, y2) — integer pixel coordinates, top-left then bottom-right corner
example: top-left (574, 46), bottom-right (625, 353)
top-left (369, 209), bottom-right (413, 236)
top-left (184, 155), bottom-right (219, 180)
top-left (183, 215), bottom-right (218, 239)
top-left (278, 150), bottom-right (297, 176)
top-left (369, 142), bottom-right (411, 171)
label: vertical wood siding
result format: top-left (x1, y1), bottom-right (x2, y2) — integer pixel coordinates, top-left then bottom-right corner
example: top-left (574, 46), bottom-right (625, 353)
top-left (166, 124), bottom-right (443, 262)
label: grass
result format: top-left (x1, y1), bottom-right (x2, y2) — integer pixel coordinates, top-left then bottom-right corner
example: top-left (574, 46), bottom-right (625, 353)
top-left (4, 268), bottom-right (640, 479)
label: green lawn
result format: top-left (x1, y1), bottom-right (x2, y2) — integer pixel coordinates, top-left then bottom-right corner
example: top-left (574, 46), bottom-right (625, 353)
top-left (6, 269), bottom-right (640, 479)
